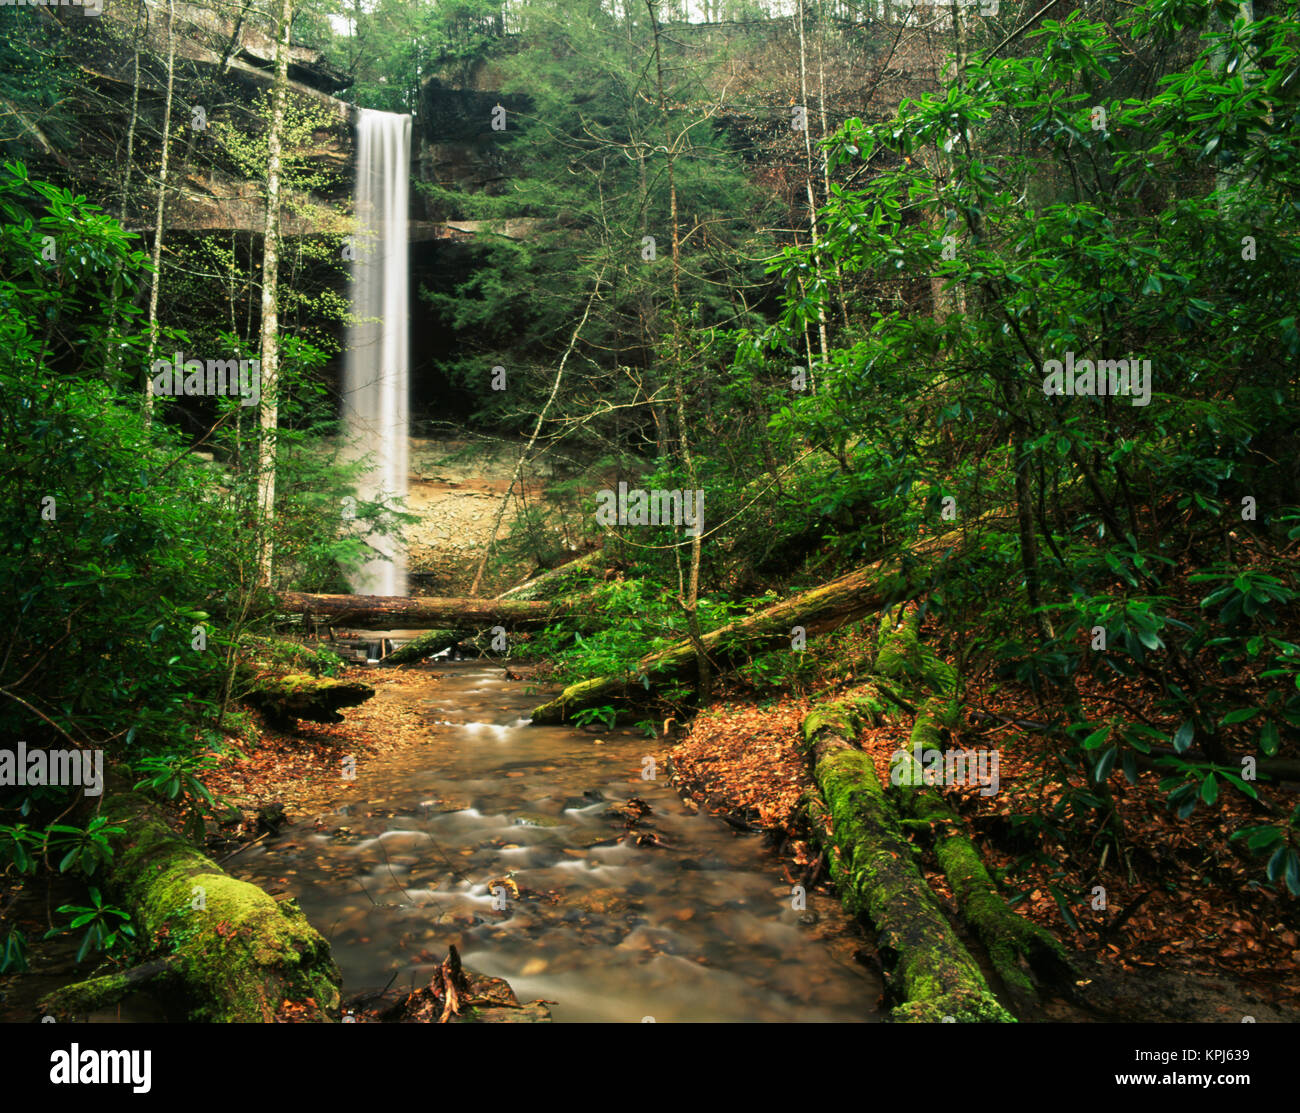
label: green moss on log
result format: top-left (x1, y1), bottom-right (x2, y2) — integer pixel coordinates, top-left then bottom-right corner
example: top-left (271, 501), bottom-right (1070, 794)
top-left (877, 608), bottom-right (957, 694)
top-left (892, 703), bottom-right (1070, 1002)
top-left (878, 610), bottom-right (1071, 1002)
top-left (40, 795), bottom-right (341, 1022)
top-left (802, 709), bottom-right (1013, 1023)
top-left (800, 688), bottom-right (893, 747)
top-left (37, 957), bottom-right (179, 1016)
top-left (380, 629), bottom-right (463, 667)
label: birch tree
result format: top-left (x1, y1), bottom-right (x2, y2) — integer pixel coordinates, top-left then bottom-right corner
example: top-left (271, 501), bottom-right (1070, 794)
top-left (256, 0), bottom-right (295, 587)
top-left (144, 0), bottom-right (177, 416)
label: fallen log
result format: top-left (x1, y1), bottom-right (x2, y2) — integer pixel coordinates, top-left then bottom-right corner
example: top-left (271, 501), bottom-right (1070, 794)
top-left (275, 591), bottom-right (590, 631)
top-left (38, 792), bottom-right (341, 1022)
top-left (876, 610), bottom-right (1071, 1005)
top-left (35, 956), bottom-right (181, 1017)
top-left (801, 694), bottom-right (1013, 1023)
top-left (529, 520), bottom-right (1001, 723)
top-left (378, 628), bottom-right (466, 667)
top-left (496, 551), bottom-right (609, 602)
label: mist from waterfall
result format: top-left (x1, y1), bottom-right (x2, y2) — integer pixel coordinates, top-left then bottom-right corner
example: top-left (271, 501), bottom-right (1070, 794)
top-left (344, 108), bottom-right (410, 597)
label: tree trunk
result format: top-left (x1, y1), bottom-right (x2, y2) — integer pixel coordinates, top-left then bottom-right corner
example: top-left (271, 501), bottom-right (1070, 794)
top-left (801, 696), bottom-right (1012, 1022)
top-left (496, 552), bottom-right (606, 600)
top-left (796, 0), bottom-right (831, 364)
top-left (276, 591), bottom-right (592, 630)
top-left (38, 793), bottom-right (340, 1022)
top-left (528, 518), bottom-right (1010, 722)
top-left (143, 0), bottom-right (177, 417)
top-left (104, 0), bottom-right (146, 379)
top-left (647, 0), bottom-right (710, 706)
top-left (256, 0), bottom-right (294, 586)
top-left (378, 629), bottom-right (465, 667)
top-left (876, 611), bottom-right (1071, 1005)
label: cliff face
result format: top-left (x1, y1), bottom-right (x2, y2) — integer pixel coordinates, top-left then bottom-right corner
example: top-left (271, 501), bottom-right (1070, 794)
top-left (16, 8), bottom-right (943, 244)
top-left (15, 1), bottom-right (354, 236)
top-left (24, 4), bottom-right (531, 241)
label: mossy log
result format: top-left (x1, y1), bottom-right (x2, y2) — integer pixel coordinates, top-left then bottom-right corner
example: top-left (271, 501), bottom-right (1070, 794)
top-left (38, 793), bottom-right (341, 1022)
top-left (238, 632), bottom-right (340, 676)
top-left (801, 697), bottom-right (1013, 1023)
top-left (276, 591), bottom-right (590, 631)
top-left (379, 628), bottom-right (465, 667)
top-left (877, 611), bottom-right (1071, 1003)
top-left (244, 673), bottom-right (374, 729)
top-left (497, 552), bottom-right (608, 601)
top-left (35, 956), bottom-right (181, 1016)
top-left (527, 523), bottom-right (1002, 723)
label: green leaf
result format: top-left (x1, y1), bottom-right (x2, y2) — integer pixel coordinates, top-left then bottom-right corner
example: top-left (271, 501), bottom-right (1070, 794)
top-left (1267, 844), bottom-right (1287, 882)
top-left (1200, 773), bottom-right (1218, 806)
top-left (1047, 884), bottom-right (1080, 932)
top-left (1082, 725), bottom-right (1110, 750)
top-left (1241, 826), bottom-right (1284, 852)
top-left (1260, 721), bottom-right (1280, 757)
top-left (1173, 721), bottom-right (1195, 754)
top-left (75, 930), bottom-right (95, 964)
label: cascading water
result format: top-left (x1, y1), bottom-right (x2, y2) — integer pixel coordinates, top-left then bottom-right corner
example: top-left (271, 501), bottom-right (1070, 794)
top-left (344, 108), bottom-right (411, 597)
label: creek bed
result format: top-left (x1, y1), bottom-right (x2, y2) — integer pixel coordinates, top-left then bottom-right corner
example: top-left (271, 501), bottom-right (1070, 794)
top-left (228, 662), bottom-right (880, 1022)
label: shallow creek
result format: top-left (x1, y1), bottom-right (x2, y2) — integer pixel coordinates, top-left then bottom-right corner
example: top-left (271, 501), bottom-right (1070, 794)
top-left (228, 662), bottom-right (880, 1021)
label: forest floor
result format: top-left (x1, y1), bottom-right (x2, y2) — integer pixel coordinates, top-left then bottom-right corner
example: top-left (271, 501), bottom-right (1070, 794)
top-left (666, 646), bottom-right (1300, 1022)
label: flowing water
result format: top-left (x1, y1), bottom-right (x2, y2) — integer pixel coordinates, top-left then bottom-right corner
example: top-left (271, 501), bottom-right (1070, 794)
top-left (343, 108), bottom-right (410, 597)
top-left (228, 664), bottom-right (880, 1022)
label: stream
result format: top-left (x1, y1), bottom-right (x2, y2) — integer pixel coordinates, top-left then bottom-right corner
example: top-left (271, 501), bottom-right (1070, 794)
top-left (228, 662), bottom-right (880, 1022)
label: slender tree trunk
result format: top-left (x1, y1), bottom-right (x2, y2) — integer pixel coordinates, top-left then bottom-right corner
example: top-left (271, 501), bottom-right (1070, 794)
top-left (796, 0), bottom-right (830, 365)
top-left (256, 0), bottom-right (294, 587)
top-left (104, 0), bottom-right (146, 379)
top-left (1214, 3), bottom-right (1255, 209)
top-left (648, 0), bottom-right (710, 704)
top-left (814, 3), bottom-right (849, 332)
top-left (143, 0), bottom-right (177, 417)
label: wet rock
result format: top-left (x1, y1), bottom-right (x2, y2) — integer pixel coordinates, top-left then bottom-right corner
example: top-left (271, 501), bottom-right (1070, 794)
top-left (514, 813), bottom-right (562, 828)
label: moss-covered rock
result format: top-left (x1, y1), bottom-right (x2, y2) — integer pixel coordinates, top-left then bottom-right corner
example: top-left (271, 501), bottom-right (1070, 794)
top-left (244, 674), bottom-right (374, 729)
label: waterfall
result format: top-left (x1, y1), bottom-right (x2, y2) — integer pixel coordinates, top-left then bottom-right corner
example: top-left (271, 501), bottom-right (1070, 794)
top-left (344, 108), bottom-right (410, 597)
